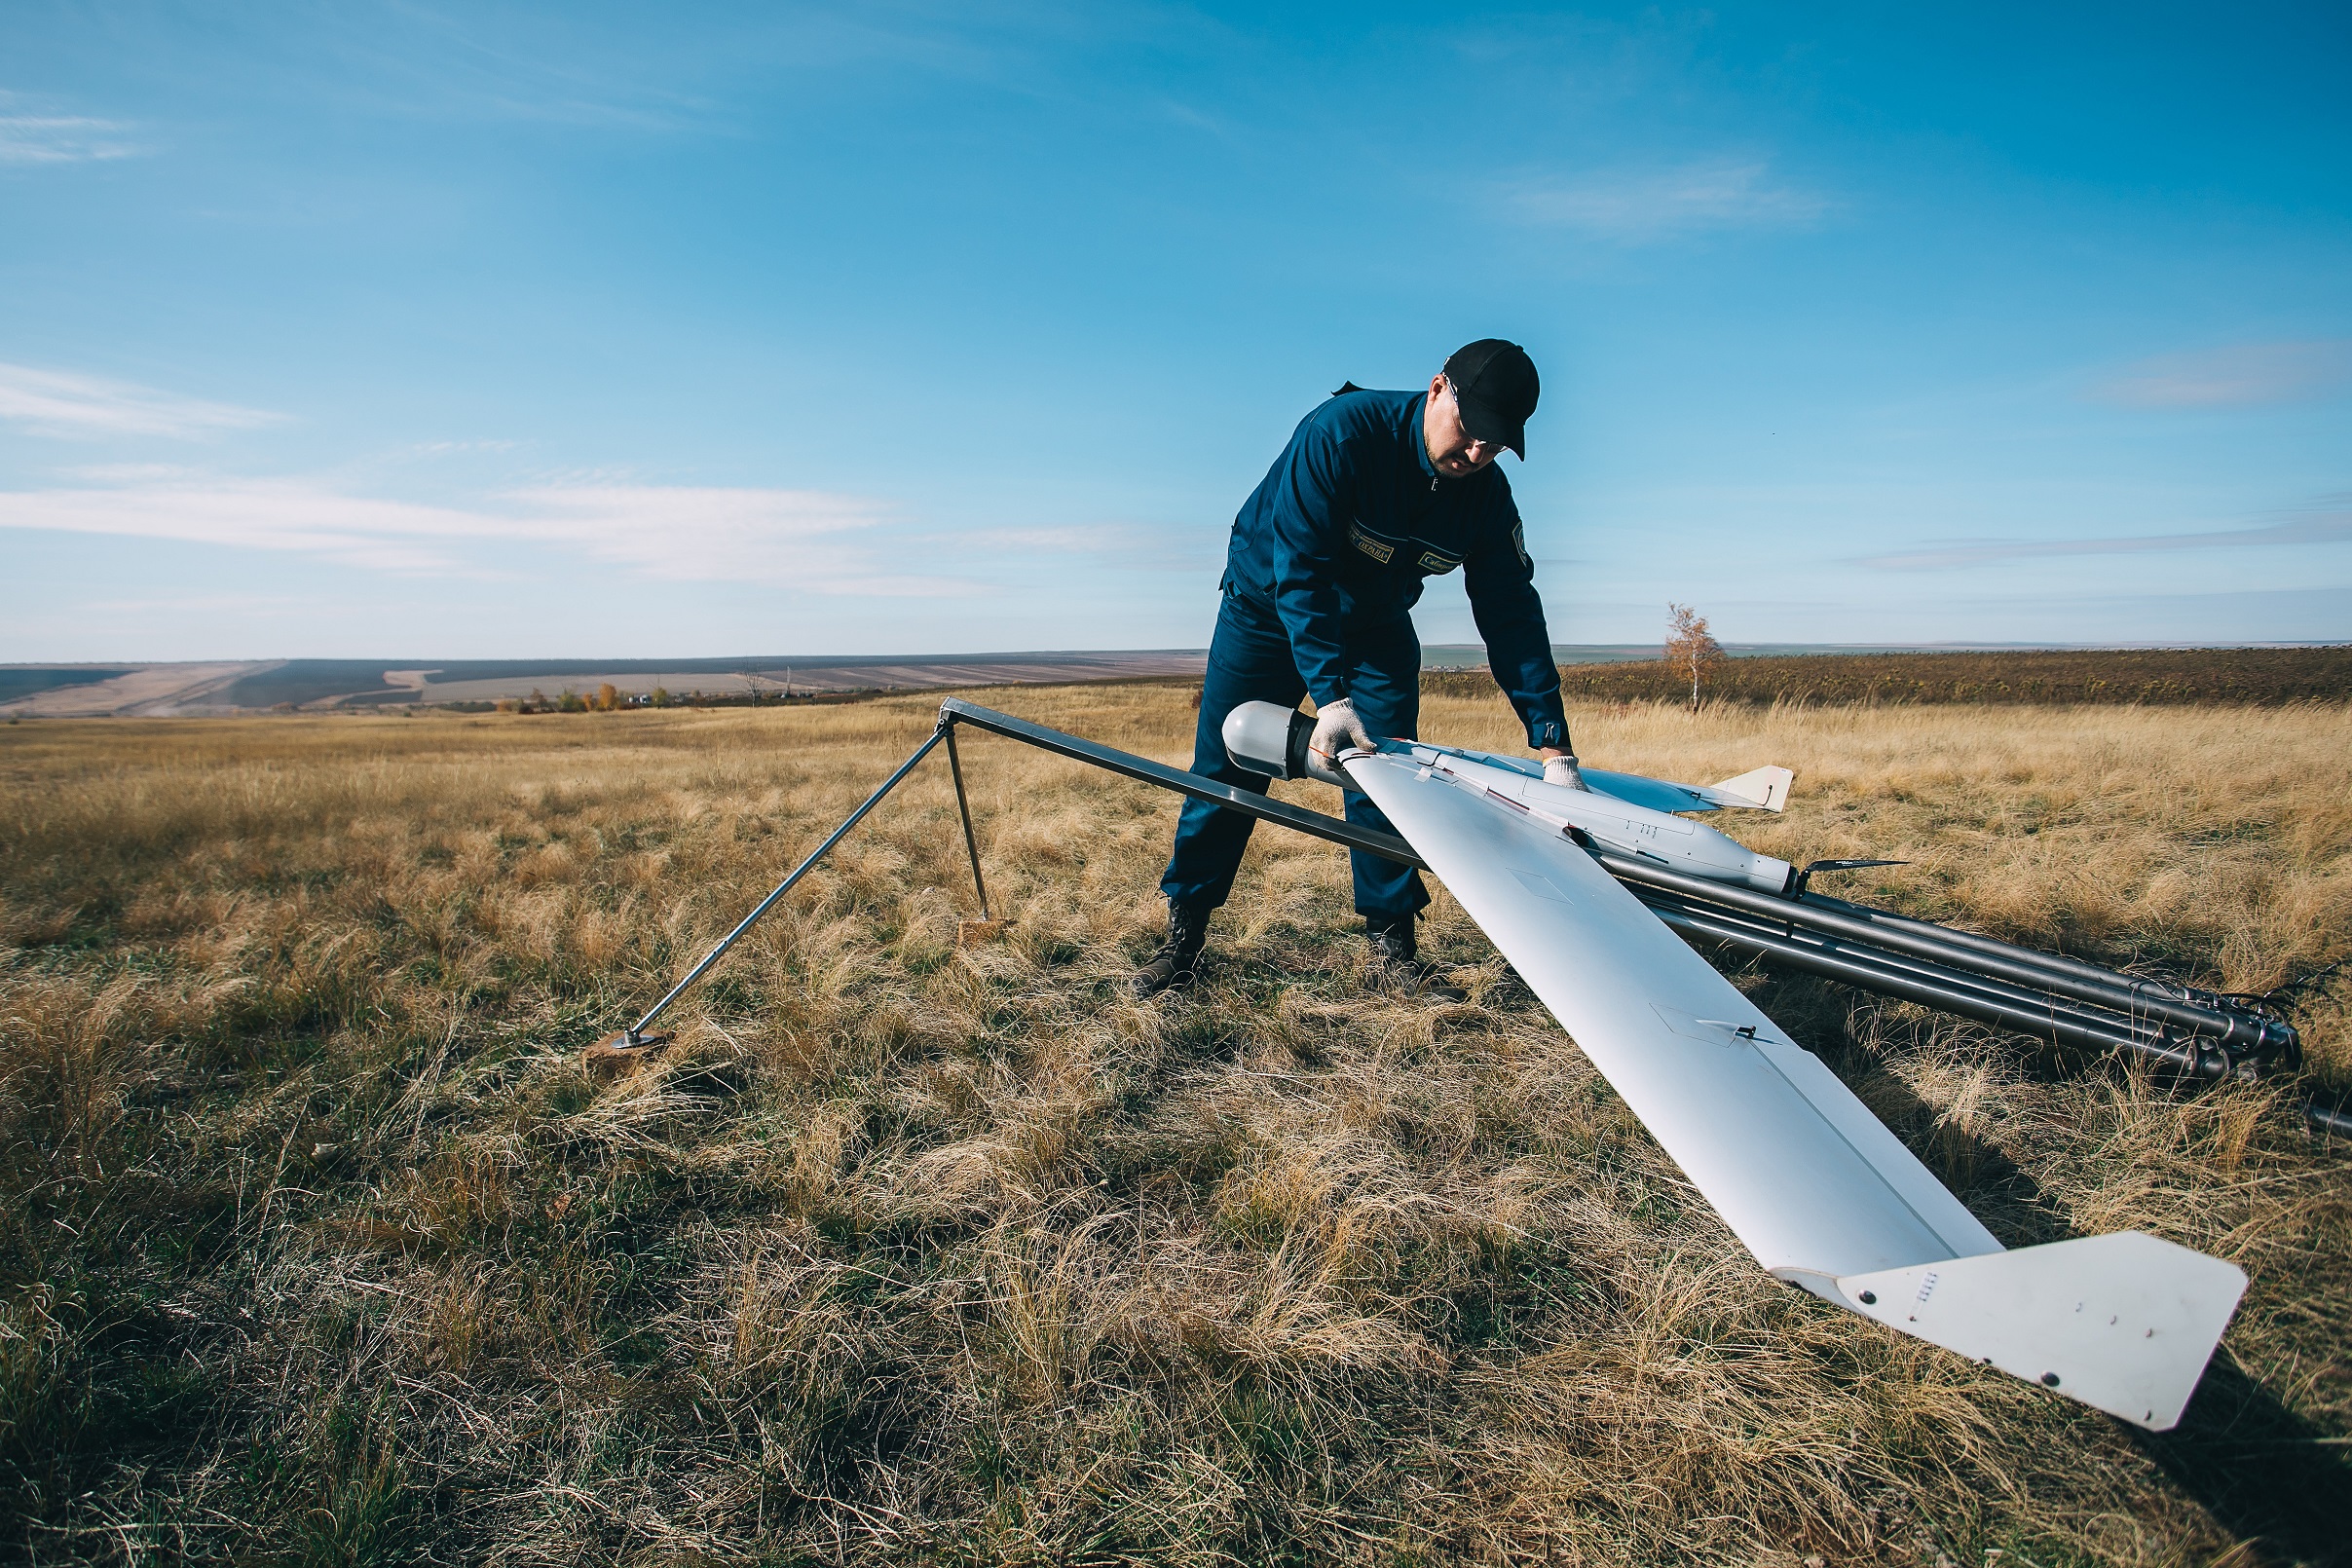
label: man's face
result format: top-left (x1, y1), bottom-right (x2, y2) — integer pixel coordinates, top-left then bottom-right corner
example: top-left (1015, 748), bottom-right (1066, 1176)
top-left (1423, 375), bottom-right (1505, 478)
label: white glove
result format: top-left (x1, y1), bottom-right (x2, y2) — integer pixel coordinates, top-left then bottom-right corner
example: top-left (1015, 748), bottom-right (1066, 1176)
top-left (1304, 697), bottom-right (1373, 787)
top-left (1543, 754), bottom-right (1590, 791)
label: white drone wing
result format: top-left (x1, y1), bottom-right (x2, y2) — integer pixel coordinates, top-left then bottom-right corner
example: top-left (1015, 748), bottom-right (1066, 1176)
top-left (1344, 744), bottom-right (2245, 1431)
top-left (1410, 744), bottom-right (1792, 814)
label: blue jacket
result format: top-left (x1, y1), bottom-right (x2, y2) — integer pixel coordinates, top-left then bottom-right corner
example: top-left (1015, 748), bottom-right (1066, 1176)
top-left (1222, 386), bottom-right (1569, 751)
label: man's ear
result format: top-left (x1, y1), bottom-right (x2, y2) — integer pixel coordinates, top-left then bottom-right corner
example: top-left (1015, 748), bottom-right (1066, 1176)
top-left (1429, 373), bottom-right (1447, 399)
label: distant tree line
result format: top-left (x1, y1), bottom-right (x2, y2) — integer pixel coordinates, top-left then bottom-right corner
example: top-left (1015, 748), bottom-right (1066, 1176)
top-left (1425, 645), bottom-right (2352, 708)
top-left (471, 684), bottom-right (878, 715)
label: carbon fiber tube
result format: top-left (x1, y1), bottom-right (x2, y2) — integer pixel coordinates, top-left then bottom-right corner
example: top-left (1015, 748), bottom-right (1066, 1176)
top-left (1633, 870), bottom-right (2237, 1041)
top-left (1598, 853), bottom-right (2295, 1060)
top-left (1653, 897), bottom-right (2352, 1138)
top-left (2307, 1100), bottom-right (2352, 1138)
top-left (1642, 899), bottom-right (2229, 1076)
top-left (1610, 852), bottom-right (2253, 1035)
top-left (1803, 885), bottom-right (2232, 1003)
top-left (1637, 890), bottom-right (2182, 1038)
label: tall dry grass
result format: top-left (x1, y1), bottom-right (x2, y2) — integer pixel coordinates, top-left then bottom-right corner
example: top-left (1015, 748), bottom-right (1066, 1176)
top-left (0, 689), bottom-right (2347, 1566)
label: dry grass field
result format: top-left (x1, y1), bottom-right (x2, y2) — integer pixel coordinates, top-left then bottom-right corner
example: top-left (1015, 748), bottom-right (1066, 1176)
top-left (3, 687), bottom-right (2349, 1566)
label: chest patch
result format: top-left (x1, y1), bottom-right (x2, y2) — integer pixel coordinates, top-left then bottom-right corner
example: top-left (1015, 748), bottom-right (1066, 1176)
top-left (1418, 550), bottom-right (1462, 575)
top-left (1349, 525), bottom-right (1396, 565)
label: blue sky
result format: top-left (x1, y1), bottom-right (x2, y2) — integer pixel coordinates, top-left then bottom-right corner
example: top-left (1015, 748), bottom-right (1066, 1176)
top-left (3, 1), bottom-right (2347, 660)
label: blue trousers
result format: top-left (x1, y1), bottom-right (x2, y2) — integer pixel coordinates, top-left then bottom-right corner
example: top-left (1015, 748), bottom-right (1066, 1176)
top-left (1160, 590), bottom-right (1428, 920)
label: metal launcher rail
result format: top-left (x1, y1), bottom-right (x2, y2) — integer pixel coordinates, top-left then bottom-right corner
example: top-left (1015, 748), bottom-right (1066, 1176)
top-left (609, 696), bottom-right (2342, 1137)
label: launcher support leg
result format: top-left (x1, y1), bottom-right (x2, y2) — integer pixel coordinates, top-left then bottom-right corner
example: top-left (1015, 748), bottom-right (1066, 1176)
top-left (948, 725), bottom-right (991, 919)
top-left (947, 722), bottom-right (1011, 945)
top-left (600, 726), bottom-right (951, 1061)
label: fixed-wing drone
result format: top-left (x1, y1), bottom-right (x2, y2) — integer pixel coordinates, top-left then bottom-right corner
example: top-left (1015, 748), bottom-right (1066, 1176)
top-left (1218, 700), bottom-right (2244, 1432)
top-left (597, 696), bottom-right (2314, 1433)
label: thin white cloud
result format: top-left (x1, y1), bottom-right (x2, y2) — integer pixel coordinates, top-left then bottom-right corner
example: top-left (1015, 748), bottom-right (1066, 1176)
top-left (952, 520), bottom-right (1219, 574)
top-left (0, 479), bottom-right (486, 571)
top-left (2091, 339), bottom-right (2352, 409)
top-left (83, 592), bottom-right (310, 615)
top-left (0, 363), bottom-right (285, 439)
top-left (0, 112), bottom-right (142, 164)
top-left (1499, 158), bottom-right (1830, 241)
top-left (954, 526), bottom-right (1101, 552)
top-left (408, 438), bottom-right (520, 455)
top-left (956, 523), bottom-right (1151, 552)
top-left (1861, 502), bottom-right (2352, 571)
top-left (0, 475), bottom-right (983, 595)
top-left (53, 463), bottom-right (204, 483)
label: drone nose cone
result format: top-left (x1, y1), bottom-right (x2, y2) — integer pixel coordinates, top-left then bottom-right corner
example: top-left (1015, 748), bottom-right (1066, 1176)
top-left (1223, 700), bottom-right (1312, 780)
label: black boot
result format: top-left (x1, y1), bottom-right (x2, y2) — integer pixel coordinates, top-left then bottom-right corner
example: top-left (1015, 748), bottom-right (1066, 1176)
top-left (1130, 900), bottom-right (1212, 998)
top-left (1363, 915), bottom-right (1468, 1002)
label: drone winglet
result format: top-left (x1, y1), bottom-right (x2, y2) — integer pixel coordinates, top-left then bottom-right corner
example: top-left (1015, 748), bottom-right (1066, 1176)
top-left (1834, 1233), bottom-right (2245, 1432)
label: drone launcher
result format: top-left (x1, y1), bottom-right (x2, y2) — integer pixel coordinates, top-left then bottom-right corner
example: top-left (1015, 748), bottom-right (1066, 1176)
top-left (611, 695), bottom-right (2319, 1430)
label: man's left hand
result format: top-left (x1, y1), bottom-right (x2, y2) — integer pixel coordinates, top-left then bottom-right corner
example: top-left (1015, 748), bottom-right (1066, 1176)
top-left (1305, 698), bottom-right (1374, 787)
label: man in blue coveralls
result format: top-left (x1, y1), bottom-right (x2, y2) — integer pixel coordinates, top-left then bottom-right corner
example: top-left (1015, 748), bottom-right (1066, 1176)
top-left (1132, 339), bottom-right (1587, 998)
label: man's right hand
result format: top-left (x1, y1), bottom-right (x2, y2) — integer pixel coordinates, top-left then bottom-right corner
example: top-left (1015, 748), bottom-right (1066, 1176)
top-left (1305, 697), bottom-right (1373, 786)
top-left (1543, 753), bottom-right (1591, 791)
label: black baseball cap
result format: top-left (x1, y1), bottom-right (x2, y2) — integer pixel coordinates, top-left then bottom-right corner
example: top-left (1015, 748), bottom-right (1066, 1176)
top-left (1442, 339), bottom-right (1540, 459)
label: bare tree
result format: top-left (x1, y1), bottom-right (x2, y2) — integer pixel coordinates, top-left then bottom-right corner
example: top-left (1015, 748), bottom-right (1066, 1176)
top-left (1664, 603), bottom-right (1726, 712)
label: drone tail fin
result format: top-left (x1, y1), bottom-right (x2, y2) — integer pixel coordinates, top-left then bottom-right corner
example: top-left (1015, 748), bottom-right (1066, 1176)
top-left (1829, 1232), bottom-right (2246, 1430)
top-left (1709, 765), bottom-right (1793, 811)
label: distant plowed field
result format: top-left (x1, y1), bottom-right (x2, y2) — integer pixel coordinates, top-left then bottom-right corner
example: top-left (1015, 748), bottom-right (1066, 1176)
top-left (2, 691), bottom-right (2347, 1564)
top-left (1425, 646), bottom-right (2352, 707)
